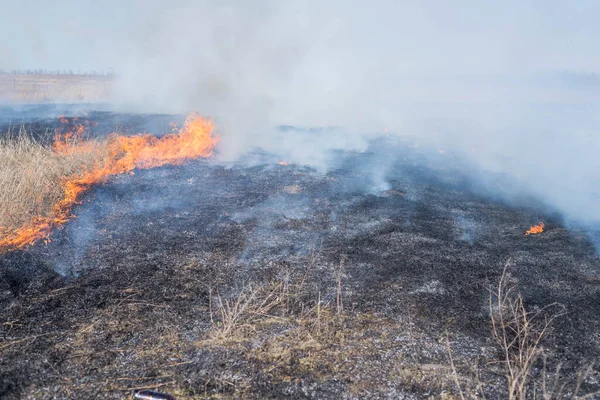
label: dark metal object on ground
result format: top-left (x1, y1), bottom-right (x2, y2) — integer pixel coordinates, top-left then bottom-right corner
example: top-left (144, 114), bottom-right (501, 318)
top-left (133, 389), bottom-right (176, 400)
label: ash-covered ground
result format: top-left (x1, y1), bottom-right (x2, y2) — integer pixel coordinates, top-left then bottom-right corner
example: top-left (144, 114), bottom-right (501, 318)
top-left (1, 110), bottom-right (600, 399)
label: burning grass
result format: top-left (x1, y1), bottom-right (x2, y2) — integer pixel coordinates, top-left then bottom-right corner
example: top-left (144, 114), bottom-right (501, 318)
top-left (0, 114), bottom-right (218, 252)
top-left (0, 128), bottom-right (108, 247)
top-left (526, 222), bottom-right (545, 236)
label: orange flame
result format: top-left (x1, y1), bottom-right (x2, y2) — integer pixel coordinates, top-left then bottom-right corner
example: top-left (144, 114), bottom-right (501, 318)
top-left (525, 222), bottom-right (544, 236)
top-left (278, 160), bottom-right (290, 166)
top-left (53, 124), bottom-right (88, 154)
top-left (52, 116), bottom-right (99, 155)
top-left (0, 113), bottom-right (218, 252)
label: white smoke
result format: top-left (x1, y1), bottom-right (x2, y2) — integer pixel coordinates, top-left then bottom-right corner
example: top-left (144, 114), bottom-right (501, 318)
top-left (2, 0), bottom-right (600, 223)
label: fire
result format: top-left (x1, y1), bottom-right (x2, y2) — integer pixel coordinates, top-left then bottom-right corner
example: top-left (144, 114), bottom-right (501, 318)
top-left (53, 120), bottom-right (91, 154)
top-left (278, 160), bottom-right (290, 166)
top-left (0, 113), bottom-right (218, 252)
top-left (525, 222), bottom-right (545, 236)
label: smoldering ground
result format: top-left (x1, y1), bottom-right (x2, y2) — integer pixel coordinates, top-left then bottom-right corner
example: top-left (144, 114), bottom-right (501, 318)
top-left (2, 110), bottom-right (600, 398)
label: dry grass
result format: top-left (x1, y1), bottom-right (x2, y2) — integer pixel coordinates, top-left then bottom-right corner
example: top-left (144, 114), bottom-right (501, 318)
top-left (206, 259), bottom-right (600, 398)
top-left (0, 73), bottom-right (113, 103)
top-left (0, 127), bottom-right (106, 232)
top-left (202, 258), bottom-right (471, 398)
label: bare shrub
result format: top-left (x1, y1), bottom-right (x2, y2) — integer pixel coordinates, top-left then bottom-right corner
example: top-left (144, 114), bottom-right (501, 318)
top-left (489, 263), bottom-right (566, 400)
top-left (212, 283), bottom-right (286, 340)
top-left (446, 262), bottom-right (599, 399)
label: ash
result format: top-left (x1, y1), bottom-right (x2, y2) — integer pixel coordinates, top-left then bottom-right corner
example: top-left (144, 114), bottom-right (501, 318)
top-left (1, 111), bottom-right (599, 399)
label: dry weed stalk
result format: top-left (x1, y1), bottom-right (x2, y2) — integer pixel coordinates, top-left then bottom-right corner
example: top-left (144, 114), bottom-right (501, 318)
top-left (537, 358), bottom-right (600, 400)
top-left (446, 332), bottom-right (468, 400)
top-left (210, 253), bottom-right (347, 342)
top-left (490, 263), bottom-right (565, 400)
top-left (213, 284), bottom-right (283, 339)
top-left (335, 255), bottom-right (347, 315)
top-left (447, 262), bottom-right (599, 399)
top-left (445, 332), bottom-right (488, 400)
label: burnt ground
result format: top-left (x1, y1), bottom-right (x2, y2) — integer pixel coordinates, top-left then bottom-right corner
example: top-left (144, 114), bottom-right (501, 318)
top-left (1, 111), bottom-right (600, 399)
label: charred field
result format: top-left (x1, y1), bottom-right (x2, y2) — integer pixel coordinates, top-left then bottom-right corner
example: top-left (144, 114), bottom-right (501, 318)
top-left (1, 109), bottom-right (600, 399)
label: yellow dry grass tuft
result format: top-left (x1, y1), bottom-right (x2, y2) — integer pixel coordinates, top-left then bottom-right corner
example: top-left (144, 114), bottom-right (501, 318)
top-left (0, 127), bottom-right (107, 233)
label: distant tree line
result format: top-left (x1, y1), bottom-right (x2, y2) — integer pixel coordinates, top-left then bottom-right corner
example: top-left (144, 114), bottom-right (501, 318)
top-left (0, 69), bottom-right (115, 77)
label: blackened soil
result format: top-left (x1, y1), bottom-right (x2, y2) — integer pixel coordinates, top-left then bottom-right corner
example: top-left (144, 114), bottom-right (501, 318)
top-left (1, 113), bottom-right (600, 399)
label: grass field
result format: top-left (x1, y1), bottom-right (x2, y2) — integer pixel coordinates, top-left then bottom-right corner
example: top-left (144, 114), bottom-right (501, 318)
top-left (0, 127), bottom-right (106, 234)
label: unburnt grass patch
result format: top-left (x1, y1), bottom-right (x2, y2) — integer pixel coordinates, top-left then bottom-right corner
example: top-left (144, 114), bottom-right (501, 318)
top-left (0, 125), bottom-right (106, 236)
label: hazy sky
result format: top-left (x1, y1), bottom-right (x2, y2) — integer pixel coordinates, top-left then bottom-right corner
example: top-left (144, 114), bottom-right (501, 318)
top-left (2, 1), bottom-right (599, 125)
top-left (3, 1), bottom-right (599, 79)
top-left (2, 1), bottom-right (600, 223)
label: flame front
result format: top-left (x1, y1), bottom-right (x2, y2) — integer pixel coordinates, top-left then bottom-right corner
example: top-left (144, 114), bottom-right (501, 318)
top-left (525, 222), bottom-right (545, 236)
top-left (0, 113), bottom-right (218, 252)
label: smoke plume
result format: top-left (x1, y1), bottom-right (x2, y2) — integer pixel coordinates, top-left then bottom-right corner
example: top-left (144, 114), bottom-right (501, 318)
top-left (2, 1), bottom-right (600, 224)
